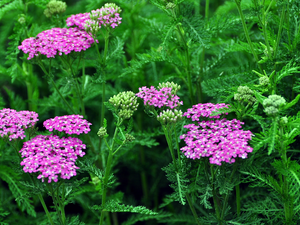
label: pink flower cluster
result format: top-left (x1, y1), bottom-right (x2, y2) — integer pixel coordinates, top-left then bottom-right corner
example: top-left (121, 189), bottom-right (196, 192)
top-left (180, 119), bottom-right (253, 165)
top-left (43, 115), bottom-right (92, 135)
top-left (184, 103), bottom-right (230, 120)
top-left (136, 86), bottom-right (183, 109)
top-left (66, 12), bottom-right (90, 30)
top-left (18, 27), bottom-right (94, 60)
top-left (19, 135), bottom-right (86, 183)
top-left (66, 5), bottom-right (122, 31)
top-left (0, 108), bottom-right (38, 141)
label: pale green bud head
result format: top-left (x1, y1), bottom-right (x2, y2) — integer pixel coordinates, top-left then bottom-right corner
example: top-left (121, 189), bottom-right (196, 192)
top-left (109, 91), bottom-right (139, 119)
top-left (259, 76), bottom-right (270, 86)
top-left (97, 127), bottom-right (108, 138)
top-left (263, 95), bottom-right (286, 108)
top-left (157, 109), bottom-right (183, 124)
top-left (157, 82), bottom-right (181, 95)
top-left (264, 106), bottom-right (279, 116)
top-left (44, 0), bottom-right (67, 18)
top-left (280, 116), bottom-right (288, 125)
top-left (125, 134), bottom-right (135, 142)
top-left (234, 86), bottom-right (256, 104)
top-left (18, 14), bottom-right (26, 24)
top-left (166, 2), bottom-right (176, 9)
top-left (104, 3), bottom-right (122, 13)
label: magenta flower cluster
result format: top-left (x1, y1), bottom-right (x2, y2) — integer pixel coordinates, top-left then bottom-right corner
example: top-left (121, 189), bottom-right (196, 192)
top-left (180, 103), bottom-right (253, 165)
top-left (136, 86), bottom-right (183, 109)
top-left (184, 103), bottom-right (230, 120)
top-left (66, 12), bottom-right (90, 30)
top-left (43, 115), bottom-right (92, 135)
top-left (18, 27), bottom-right (94, 60)
top-left (66, 5), bottom-right (122, 31)
top-left (19, 135), bottom-right (86, 183)
top-left (0, 108), bottom-right (38, 141)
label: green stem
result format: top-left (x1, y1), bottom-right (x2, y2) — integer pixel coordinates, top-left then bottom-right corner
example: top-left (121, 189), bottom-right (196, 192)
top-left (205, 0), bottom-right (209, 20)
top-left (163, 125), bottom-right (178, 171)
top-left (99, 120), bottom-right (121, 225)
top-left (186, 193), bottom-right (202, 225)
top-left (279, 123), bottom-right (293, 224)
top-left (220, 162), bottom-right (239, 221)
top-left (234, 0), bottom-right (262, 72)
top-left (173, 126), bottom-right (181, 168)
top-left (176, 22), bottom-right (195, 104)
top-left (210, 164), bottom-right (221, 222)
top-left (274, 4), bottom-right (286, 58)
top-left (235, 181), bottom-right (241, 216)
top-left (48, 183), bottom-right (64, 225)
top-left (38, 62), bottom-right (76, 114)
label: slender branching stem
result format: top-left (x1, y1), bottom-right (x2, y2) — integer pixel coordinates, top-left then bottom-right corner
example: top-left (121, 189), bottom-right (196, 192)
top-left (234, 0), bottom-right (263, 72)
top-left (38, 62), bottom-right (76, 114)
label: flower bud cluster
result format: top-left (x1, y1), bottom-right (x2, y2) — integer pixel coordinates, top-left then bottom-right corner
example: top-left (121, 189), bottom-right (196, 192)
top-left (44, 0), bottom-right (67, 18)
top-left (97, 127), bottom-right (108, 138)
top-left (125, 134), bottom-right (135, 142)
top-left (157, 109), bottom-right (183, 124)
top-left (259, 76), bottom-right (270, 86)
top-left (263, 95), bottom-right (286, 116)
top-left (157, 81), bottom-right (181, 95)
top-left (109, 91), bottom-right (139, 119)
top-left (0, 108), bottom-right (38, 141)
top-left (234, 86), bottom-right (256, 104)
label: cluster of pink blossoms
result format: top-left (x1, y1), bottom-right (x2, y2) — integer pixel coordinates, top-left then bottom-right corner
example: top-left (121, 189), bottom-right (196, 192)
top-left (19, 135), bottom-right (86, 183)
top-left (180, 104), bottom-right (253, 165)
top-left (66, 5), bottom-right (122, 31)
top-left (43, 115), bottom-right (92, 135)
top-left (18, 27), bottom-right (94, 60)
top-left (66, 12), bottom-right (90, 30)
top-left (20, 114), bottom-right (92, 183)
top-left (136, 86), bottom-right (183, 109)
top-left (0, 108), bottom-right (38, 141)
top-left (184, 103), bottom-right (230, 120)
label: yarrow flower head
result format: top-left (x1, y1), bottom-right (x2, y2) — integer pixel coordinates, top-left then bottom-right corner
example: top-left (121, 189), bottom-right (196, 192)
top-left (263, 94), bottom-right (286, 116)
top-left (183, 103), bottom-right (230, 120)
top-left (0, 108), bottom-right (38, 141)
top-left (44, 0), bottom-right (67, 18)
top-left (19, 134), bottom-right (86, 183)
top-left (43, 115), bottom-right (92, 135)
top-left (136, 85), bottom-right (183, 109)
top-left (109, 91), bottom-right (139, 119)
top-left (180, 119), bottom-right (253, 165)
top-left (157, 109), bottom-right (183, 124)
top-left (234, 86), bottom-right (256, 105)
top-left (18, 27), bottom-right (94, 60)
top-left (66, 3), bottom-right (122, 33)
top-left (157, 81), bottom-right (181, 95)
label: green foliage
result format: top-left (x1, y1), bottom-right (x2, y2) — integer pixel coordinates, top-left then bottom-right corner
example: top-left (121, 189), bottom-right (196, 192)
top-left (161, 160), bottom-right (190, 205)
top-left (0, 165), bottom-right (36, 217)
top-left (92, 200), bottom-right (158, 215)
